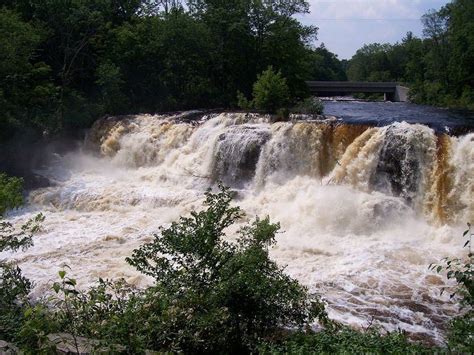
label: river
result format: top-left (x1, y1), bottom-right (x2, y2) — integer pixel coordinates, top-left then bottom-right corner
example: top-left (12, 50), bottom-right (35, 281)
top-left (2, 101), bottom-right (473, 343)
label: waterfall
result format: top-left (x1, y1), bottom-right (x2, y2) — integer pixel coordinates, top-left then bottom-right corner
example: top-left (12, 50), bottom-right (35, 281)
top-left (83, 113), bottom-right (470, 223)
top-left (3, 112), bottom-right (473, 342)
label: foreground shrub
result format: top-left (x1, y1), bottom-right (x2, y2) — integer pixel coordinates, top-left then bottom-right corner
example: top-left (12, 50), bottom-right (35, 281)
top-left (14, 185), bottom-right (325, 353)
top-left (0, 174), bottom-right (43, 343)
top-left (126, 184), bottom-right (327, 352)
top-left (258, 327), bottom-right (432, 354)
top-left (5, 186), bottom-right (472, 353)
top-left (0, 214), bottom-right (44, 342)
top-left (0, 263), bottom-right (32, 342)
top-left (0, 173), bottom-right (23, 216)
top-left (430, 223), bottom-right (473, 352)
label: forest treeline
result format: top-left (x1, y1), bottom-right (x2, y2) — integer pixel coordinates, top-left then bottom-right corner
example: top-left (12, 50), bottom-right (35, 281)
top-left (346, 0), bottom-right (474, 109)
top-left (0, 0), bottom-right (345, 142)
top-left (1, 0), bottom-right (473, 145)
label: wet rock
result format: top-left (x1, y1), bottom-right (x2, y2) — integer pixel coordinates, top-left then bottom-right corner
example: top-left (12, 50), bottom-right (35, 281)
top-left (47, 333), bottom-right (125, 354)
top-left (0, 340), bottom-right (20, 354)
top-left (213, 126), bottom-right (270, 186)
top-left (370, 124), bottom-right (435, 205)
top-left (23, 173), bottom-right (51, 190)
top-left (370, 128), bottom-right (421, 203)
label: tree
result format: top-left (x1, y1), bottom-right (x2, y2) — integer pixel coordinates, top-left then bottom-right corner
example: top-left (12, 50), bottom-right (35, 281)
top-left (346, 1), bottom-right (474, 109)
top-left (0, 9), bottom-right (57, 139)
top-left (346, 43), bottom-right (393, 82)
top-left (251, 66), bottom-right (290, 112)
top-left (447, 0), bottom-right (474, 99)
top-left (105, 8), bottom-right (217, 111)
top-left (307, 44), bottom-right (347, 81)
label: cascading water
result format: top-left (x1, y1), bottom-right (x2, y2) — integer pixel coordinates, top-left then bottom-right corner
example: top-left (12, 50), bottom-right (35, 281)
top-left (2, 112), bottom-right (473, 343)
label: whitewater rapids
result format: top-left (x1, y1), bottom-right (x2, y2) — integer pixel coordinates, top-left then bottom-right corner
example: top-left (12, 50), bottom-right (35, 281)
top-left (2, 112), bottom-right (473, 343)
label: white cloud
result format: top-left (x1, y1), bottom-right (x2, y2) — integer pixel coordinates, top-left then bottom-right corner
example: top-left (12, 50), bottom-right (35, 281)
top-left (297, 0), bottom-right (449, 59)
top-left (308, 0), bottom-right (420, 20)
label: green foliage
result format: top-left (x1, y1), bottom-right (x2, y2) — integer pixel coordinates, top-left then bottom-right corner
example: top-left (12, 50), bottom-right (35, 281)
top-left (0, 263), bottom-right (32, 342)
top-left (127, 184), bottom-right (326, 352)
top-left (292, 97), bottom-right (324, 115)
top-left (347, 43), bottom-right (394, 82)
top-left (0, 172), bottom-right (44, 343)
top-left (0, 213), bottom-right (44, 253)
top-left (0, 178), bottom-right (43, 343)
top-left (430, 223), bottom-right (474, 352)
top-left (0, 0), bottom-right (328, 141)
top-left (0, 8), bottom-right (58, 139)
top-left (446, 311), bottom-right (474, 353)
top-left (0, 174), bottom-right (23, 216)
top-left (237, 91), bottom-right (252, 110)
top-left (251, 67), bottom-right (291, 113)
top-left (347, 0), bottom-right (474, 109)
top-left (17, 304), bottom-right (59, 352)
top-left (429, 223), bottom-right (473, 308)
top-left (258, 327), bottom-right (432, 354)
top-left (2, 186), bottom-right (473, 353)
top-left (307, 44), bottom-right (347, 81)
top-left (5, 186), bottom-right (326, 353)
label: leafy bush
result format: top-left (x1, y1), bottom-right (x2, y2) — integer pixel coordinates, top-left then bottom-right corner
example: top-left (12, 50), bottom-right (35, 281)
top-left (430, 223), bottom-right (473, 352)
top-left (0, 173), bottom-right (23, 216)
top-left (430, 223), bottom-right (473, 307)
top-left (0, 263), bottom-right (32, 342)
top-left (127, 184), bottom-right (327, 352)
top-left (252, 66), bottom-right (290, 113)
top-left (0, 173), bottom-right (43, 343)
top-left (0, 214), bottom-right (44, 253)
top-left (0, 214), bottom-right (44, 343)
top-left (292, 97), bottom-right (324, 115)
top-left (13, 186), bottom-right (326, 353)
top-left (237, 90), bottom-right (252, 110)
top-left (258, 327), bottom-right (432, 354)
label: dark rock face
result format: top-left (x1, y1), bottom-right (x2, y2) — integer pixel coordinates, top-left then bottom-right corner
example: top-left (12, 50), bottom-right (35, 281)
top-left (0, 134), bottom-right (79, 190)
top-left (212, 126), bottom-right (270, 187)
top-left (370, 127), bottom-right (423, 204)
top-left (23, 173), bottom-right (52, 190)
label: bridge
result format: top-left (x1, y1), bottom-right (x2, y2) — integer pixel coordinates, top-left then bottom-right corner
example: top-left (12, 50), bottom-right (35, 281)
top-left (306, 81), bottom-right (409, 102)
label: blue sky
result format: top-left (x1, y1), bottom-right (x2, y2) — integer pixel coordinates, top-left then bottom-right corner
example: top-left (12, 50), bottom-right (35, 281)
top-left (297, 0), bottom-right (450, 59)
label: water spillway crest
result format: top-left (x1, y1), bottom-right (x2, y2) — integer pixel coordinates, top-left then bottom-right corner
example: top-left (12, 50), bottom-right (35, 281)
top-left (2, 112), bottom-right (473, 343)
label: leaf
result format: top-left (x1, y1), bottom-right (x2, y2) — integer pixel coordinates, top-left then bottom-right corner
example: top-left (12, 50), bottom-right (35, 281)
top-left (436, 266), bottom-right (443, 273)
top-left (65, 279), bottom-right (77, 287)
top-left (463, 240), bottom-right (470, 248)
top-left (59, 270), bottom-right (66, 279)
top-left (53, 282), bottom-right (60, 293)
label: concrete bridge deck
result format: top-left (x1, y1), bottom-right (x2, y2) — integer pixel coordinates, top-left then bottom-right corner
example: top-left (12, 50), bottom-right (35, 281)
top-left (306, 81), bottom-right (409, 102)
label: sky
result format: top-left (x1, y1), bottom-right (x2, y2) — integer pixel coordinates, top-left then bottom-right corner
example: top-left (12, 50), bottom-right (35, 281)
top-left (297, 0), bottom-right (450, 59)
